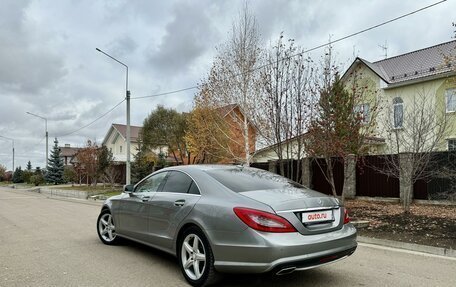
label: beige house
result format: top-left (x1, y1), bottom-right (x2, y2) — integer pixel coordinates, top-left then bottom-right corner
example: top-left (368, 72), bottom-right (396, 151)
top-left (253, 40), bottom-right (456, 163)
top-left (343, 39), bottom-right (456, 153)
top-left (102, 124), bottom-right (143, 163)
top-left (253, 134), bottom-right (307, 163)
top-left (102, 123), bottom-right (169, 163)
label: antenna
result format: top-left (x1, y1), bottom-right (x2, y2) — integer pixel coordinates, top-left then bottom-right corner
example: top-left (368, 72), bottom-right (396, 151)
top-left (379, 40), bottom-right (388, 59)
top-left (352, 45), bottom-right (359, 60)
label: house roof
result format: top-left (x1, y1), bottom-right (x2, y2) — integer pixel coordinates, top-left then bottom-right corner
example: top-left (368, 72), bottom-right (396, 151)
top-left (102, 123), bottom-right (142, 146)
top-left (59, 146), bottom-right (82, 157)
top-left (216, 104), bottom-right (238, 117)
top-left (113, 123), bottom-right (142, 141)
top-left (255, 133), bottom-right (309, 155)
top-left (255, 133), bottom-right (385, 156)
top-left (343, 40), bottom-right (456, 86)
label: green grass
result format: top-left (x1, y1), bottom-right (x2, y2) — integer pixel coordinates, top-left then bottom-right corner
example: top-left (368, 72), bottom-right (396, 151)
top-left (102, 191), bottom-right (123, 197)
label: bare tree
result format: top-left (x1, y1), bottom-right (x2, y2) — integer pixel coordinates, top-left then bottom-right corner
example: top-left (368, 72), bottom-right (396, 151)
top-left (378, 88), bottom-right (453, 212)
top-left (453, 22), bottom-right (456, 38)
top-left (306, 47), bottom-right (379, 202)
top-left (259, 34), bottom-right (315, 181)
top-left (102, 165), bottom-right (121, 186)
top-left (202, 4), bottom-right (262, 165)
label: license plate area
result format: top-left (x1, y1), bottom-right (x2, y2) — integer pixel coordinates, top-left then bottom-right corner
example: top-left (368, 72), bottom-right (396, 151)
top-left (301, 209), bottom-right (334, 225)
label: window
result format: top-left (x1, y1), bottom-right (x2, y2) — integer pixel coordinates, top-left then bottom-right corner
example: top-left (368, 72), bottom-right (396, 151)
top-left (206, 168), bottom-right (303, 193)
top-left (188, 181), bottom-right (201, 195)
top-left (354, 103), bottom-right (370, 124)
top-left (446, 89), bottom-right (456, 112)
top-left (393, 97), bottom-right (404, 129)
top-left (448, 139), bottom-right (456, 151)
top-left (119, 146), bottom-right (123, 154)
top-left (161, 171), bottom-right (194, 194)
top-left (135, 172), bottom-right (168, 193)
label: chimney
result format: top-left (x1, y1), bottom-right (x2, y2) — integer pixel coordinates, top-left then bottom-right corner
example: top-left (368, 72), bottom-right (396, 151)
top-left (65, 144), bottom-right (70, 147)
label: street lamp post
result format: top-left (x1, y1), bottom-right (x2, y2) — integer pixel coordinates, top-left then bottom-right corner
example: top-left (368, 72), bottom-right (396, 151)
top-left (26, 112), bottom-right (48, 168)
top-left (96, 48), bottom-right (131, 185)
top-left (0, 135), bottom-right (14, 172)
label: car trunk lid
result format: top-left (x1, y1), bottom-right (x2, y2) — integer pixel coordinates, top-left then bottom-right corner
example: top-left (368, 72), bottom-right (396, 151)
top-left (239, 188), bottom-right (339, 211)
top-left (239, 188), bottom-right (344, 234)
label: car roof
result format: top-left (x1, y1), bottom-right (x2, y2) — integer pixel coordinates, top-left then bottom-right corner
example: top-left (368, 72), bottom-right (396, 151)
top-left (164, 164), bottom-right (245, 172)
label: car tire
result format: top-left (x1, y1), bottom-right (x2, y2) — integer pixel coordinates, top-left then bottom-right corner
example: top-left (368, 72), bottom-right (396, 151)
top-left (96, 210), bottom-right (120, 245)
top-left (178, 226), bottom-right (218, 287)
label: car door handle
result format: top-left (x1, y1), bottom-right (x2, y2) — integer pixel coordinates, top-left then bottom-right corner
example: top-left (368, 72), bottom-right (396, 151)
top-left (141, 196), bottom-right (151, 202)
top-left (174, 200), bottom-right (185, 207)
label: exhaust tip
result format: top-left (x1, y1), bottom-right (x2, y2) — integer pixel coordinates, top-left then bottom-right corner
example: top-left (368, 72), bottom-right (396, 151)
top-left (276, 266), bottom-right (296, 276)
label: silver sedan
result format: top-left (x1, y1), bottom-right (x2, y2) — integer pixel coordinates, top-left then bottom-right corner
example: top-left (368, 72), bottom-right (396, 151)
top-left (97, 165), bottom-right (357, 286)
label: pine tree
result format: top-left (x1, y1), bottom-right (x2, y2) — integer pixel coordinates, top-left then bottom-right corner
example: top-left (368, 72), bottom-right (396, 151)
top-left (26, 161), bottom-right (32, 171)
top-left (46, 138), bottom-right (64, 184)
top-left (131, 147), bottom-right (154, 184)
top-left (12, 166), bottom-right (24, 183)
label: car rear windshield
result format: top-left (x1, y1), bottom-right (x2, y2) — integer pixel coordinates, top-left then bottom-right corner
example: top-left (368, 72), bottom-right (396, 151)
top-left (205, 168), bottom-right (304, 193)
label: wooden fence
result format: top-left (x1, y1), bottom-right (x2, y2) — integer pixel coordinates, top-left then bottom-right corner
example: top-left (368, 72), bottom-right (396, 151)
top-left (251, 151), bottom-right (456, 200)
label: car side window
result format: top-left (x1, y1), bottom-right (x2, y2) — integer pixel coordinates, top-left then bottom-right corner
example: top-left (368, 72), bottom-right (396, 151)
top-left (160, 171), bottom-right (194, 194)
top-left (187, 181), bottom-right (200, 195)
top-left (135, 172), bottom-right (168, 193)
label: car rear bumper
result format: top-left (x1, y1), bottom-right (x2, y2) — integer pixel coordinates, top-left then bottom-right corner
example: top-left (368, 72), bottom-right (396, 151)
top-left (210, 224), bottom-right (357, 274)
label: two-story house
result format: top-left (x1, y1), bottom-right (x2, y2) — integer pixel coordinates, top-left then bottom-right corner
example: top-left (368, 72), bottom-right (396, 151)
top-left (102, 123), bottom-right (143, 163)
top-left (253, 40), bottom-right (456, 162)
top-left (342, 39), bottom-right (456, 154)
top-left (216, 104), bottom-right (256, 161)
top-left (102, 123), bottom-right (170, 164)
top-left (59, 144), bottom-right (82, 166)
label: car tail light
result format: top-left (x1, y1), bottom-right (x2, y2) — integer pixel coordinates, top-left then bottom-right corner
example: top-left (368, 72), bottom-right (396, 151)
top-left (233, 207), bottom-right (297, 233)
top-left (344, 209), bottom-right (350, 224)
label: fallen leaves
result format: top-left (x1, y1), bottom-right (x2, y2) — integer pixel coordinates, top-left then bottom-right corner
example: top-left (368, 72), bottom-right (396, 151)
top-left (345, 199), bottom-right (456, 249)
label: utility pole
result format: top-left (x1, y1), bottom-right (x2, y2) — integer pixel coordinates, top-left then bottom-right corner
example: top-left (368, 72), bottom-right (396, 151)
top-left (26, 112), bottom-right (48, 168)
top-left (96, 48), bottom-right (131, 184)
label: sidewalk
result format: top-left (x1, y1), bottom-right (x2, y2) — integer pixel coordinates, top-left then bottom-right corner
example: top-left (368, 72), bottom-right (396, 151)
top-left (357, 236), bottom-right (456, 258)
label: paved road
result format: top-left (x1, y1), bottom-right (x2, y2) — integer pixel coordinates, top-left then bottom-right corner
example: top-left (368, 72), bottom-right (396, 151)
top-left (1, 188), bottom-right (455, 287)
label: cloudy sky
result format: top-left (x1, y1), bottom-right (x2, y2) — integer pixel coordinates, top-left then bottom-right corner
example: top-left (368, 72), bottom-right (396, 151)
top-left (0, 0), bottom-right (454, 170)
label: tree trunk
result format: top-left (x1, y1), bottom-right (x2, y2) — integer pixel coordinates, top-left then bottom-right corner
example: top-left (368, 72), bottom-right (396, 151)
top-left (279, 159), bottom-right (285, 176)
top-left (342, 155), bottom-right (356, 203)
top-left (326, 157), bottom-right (337, 198)
top-left (243, 116), bottom-right (250, 166)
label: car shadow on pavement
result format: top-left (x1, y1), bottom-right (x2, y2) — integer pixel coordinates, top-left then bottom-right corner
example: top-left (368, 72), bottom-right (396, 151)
top-left (114, 238), bottom-right (343, 287)
top-left (118, 238), bottom-right (179, 264)
top-left (216, 269), bottom-right (335, 287)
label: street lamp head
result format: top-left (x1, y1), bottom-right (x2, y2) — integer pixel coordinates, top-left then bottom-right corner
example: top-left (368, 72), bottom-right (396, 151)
top-left (96, 48), bottom-right (101, 52)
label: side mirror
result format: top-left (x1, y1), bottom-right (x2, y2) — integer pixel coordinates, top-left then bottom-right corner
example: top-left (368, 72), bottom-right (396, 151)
top-left (123, 184), bottom-right (134, 193)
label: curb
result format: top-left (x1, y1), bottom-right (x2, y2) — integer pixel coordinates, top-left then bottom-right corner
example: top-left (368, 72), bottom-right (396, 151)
top-left (357, 236), bottom-right (456, 258)
top-left (46, 196), bottom-right (103, 207)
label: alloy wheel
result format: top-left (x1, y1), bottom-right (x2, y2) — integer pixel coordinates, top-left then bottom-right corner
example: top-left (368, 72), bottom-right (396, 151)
top-left (181, 233), bottom-right (207, 280)
top-left (98, 213), bottom-right (117, 243)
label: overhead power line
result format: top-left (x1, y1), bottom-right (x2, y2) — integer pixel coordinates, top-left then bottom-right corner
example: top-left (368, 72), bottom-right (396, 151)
top-left (57, 99), bottom-right (125, 138)
top-left (130, 0), bottom-right (447, 100)
top-left (132, 86), bottom-right (198, 100)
